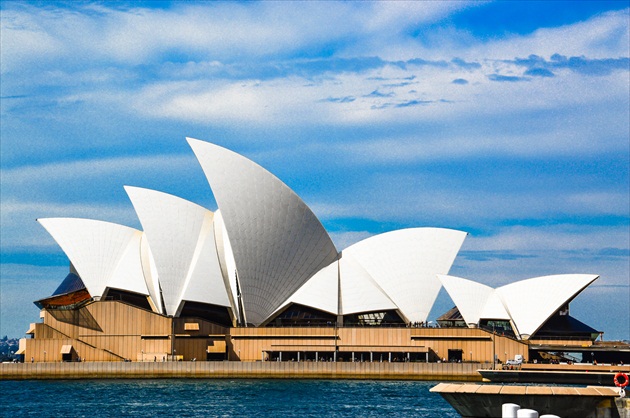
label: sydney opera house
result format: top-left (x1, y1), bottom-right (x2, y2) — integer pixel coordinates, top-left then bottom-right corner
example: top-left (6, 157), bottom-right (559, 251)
top-left (18, 138), bottom-right (615, 364)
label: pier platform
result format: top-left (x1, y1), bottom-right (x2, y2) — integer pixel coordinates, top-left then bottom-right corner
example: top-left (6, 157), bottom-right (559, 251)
top-left (431, 383), bottom-right (629, 418)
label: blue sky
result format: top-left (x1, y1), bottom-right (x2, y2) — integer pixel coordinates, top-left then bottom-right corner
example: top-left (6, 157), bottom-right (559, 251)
top-left (1, 1), bottom-right (628, 340)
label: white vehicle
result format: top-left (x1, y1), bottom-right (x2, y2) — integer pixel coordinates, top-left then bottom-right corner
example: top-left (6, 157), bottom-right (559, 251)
top-left (505, 354), bottom-right (523, 366)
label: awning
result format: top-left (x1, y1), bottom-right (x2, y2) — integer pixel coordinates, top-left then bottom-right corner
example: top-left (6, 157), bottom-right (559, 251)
top-left (266, 345), bottom-right (336, 352)
top-left (339, 345), bottom-right (428, 353)
top-left (60, 345), bottom-right (73, 354)
top-left (15, 348), bottom-right (25, 355)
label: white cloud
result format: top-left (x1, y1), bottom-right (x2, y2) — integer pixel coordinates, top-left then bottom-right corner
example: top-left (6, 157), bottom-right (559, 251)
top-left (473, 9), bottom-right (630, 60)
top-left (3, 2), bottom-right (627, 77)
top-left (328, 230), bottom-right (374, 251)
top-left (1, 1), bottom-right (484, 72)
top-left (76, 59), bottom-right (626, 148)
top-left (1, 154), bottom-right (195, 186)
top-left (0, 153), bottom-right (213, 252)
top-left (377, 8), bottom-right (630, 61)
top-left (2, 2), bottom-right (627, 157)
top-left (464, 225), bottom-right (629, 253)
top-left (0, 198), bottom-right (138, 251)
top-left (131, 80), bottom-right (283, 124)
top-left (446, 224), bottom-right (629, 295)
top-left (0, 6), bottom-right (64, 73)
top-left (310, 172), bottom-right (628, 226)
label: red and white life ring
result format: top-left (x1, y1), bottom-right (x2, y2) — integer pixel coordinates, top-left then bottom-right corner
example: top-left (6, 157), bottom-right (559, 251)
top-left (614, 372), bottom-right (629, 388)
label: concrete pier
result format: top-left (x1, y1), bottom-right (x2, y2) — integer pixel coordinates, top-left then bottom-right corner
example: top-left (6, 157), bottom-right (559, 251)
top-left (1, 361), bottom-right (488, 381)
top-left (431, 383), bottom-right (630, 418)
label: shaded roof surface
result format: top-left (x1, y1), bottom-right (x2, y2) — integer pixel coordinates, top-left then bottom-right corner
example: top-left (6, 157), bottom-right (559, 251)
top-left (534, 314), bottom-right (600, 337)
top-left (437, 306), bottom-right (464, 322)
top-left (52, 272), bottom-right (86, 296)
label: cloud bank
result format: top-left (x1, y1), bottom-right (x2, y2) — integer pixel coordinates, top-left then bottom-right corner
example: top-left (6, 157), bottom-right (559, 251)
top-left (1, 1), bottom-right (628, 339)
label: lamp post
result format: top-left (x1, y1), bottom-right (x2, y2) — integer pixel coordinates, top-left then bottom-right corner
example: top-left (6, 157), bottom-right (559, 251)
top-left (492, 324), bottom-right (496, 370)
top-left (170, 315), bottom-right (175, 362)
top-left (334, 318), bottom-right (339, 362)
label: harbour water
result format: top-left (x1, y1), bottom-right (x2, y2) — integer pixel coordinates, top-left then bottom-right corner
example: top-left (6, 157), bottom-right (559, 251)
top-left (1, 379), bottom-right (458, 417)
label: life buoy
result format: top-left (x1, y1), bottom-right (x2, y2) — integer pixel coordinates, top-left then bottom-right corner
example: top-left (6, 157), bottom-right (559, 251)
top-left (614, 372), bottom-right (629, 388)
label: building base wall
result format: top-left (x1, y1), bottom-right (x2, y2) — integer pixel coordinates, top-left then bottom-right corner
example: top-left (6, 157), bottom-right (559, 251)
top-left (0, 361), bottom-right (489, 381)
top-left (21, 300), bottom-right (604, 366)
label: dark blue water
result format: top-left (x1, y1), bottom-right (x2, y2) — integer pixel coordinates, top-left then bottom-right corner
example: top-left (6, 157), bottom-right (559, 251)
top-left (0, 379), bottom-right (458, 417)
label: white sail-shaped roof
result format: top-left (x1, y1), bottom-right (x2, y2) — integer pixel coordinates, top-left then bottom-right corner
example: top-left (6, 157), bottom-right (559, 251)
top-left (187, 138), bottom-right (339, 325)
top-left (439, 273), bottom-right (599, 339)
top-left (480, 292), bottom-right (511, 321)
top-left (271, 251), bottom-right (405, 320)
top-left (273, 259), bottom-right (340, 318)
top-left (342, 228), bottom-right (467, 323)
top-left (178, 212), bottom-right (231, 308)
top-left (338, 253), bottom-right (398, 315)
top-left (497, 274), bottom-right (599, 338)
top-left (37, 218), bottom-right (150, 299)
top-left (438, 275), bottom-right (509, 326)
top-left (140, 232), bottom-right (162, 314)
top-left (269, 252), bottom-right (399, 320)
top-left (212, 210), bottom-right (240, 319)
top-left (125, 186), bottom-right (231, 317)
